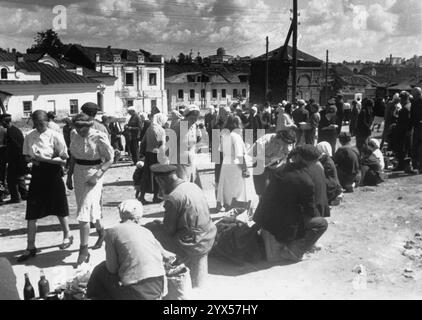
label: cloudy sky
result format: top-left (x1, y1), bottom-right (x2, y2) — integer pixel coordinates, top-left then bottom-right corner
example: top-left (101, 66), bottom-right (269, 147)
top-left (0, 0), bottom-right (421, 62)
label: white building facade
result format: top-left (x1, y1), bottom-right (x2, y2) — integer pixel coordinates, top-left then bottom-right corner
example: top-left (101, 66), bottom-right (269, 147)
top-left (166, 71), bottom-right (249, 111)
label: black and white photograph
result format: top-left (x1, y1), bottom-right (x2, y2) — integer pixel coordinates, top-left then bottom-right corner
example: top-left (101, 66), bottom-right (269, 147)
top-left (0, 0), bottom-right (421, 304)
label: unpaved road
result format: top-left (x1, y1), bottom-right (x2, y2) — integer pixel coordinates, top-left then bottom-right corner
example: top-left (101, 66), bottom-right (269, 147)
top-left (1, 154), bottom-right (422, 300)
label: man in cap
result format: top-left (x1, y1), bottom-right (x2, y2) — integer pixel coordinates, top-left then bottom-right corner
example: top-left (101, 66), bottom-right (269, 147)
top-left (246, 105), bottom-right (263, 143)
top-left (174, 105), bottom-right (202, 187)
top-left (81, 102), bottom-right (109, 137)
top-left (410, 87), bottom-right (422, 173)
top-left (87, 199), bottom-right (174, 300)
top-left (125, 106), bottom-right (144, 165)
top-left (1, 114), bottom-right (27, 204)
top-left (254, 145), bottom-right (328, 263)
top-left (149, 164), bottom-right (217, 264)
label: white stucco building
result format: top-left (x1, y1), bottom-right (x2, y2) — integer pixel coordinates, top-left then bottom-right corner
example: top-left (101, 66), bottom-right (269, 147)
top-left (64, 45), bottom-right (167, 115)
top-left (0, 53), bottom-right (117, 120)
top-left (165, 64), bottom-right (250, 111)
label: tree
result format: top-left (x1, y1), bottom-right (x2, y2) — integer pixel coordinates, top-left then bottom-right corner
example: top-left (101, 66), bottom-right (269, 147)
top-left (195, 55), bottom-right (203, 64)
top-left (178, 53), bottom-right (186, 64)
top-left (0, 47), bottom-right (7, 53)
top-left (27, 29), bottom-right (65, 58)
top-left (169, 56), bottom-right (177, 64)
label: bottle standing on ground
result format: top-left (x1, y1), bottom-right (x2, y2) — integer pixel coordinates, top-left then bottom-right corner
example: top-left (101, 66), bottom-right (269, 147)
top-left (38, 269), bottom-right (50, 299)
top-left (24, 273), bottom-right (35, 300)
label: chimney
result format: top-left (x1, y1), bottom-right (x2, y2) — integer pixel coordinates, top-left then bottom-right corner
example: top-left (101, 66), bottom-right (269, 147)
top-left (76, 67), bottom-right (83, 76)
top-left (95, 53), bottom-right (100, 63)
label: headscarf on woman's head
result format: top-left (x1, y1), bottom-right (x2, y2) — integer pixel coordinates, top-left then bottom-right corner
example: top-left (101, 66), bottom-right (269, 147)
top-left (316, 142), bottom-right (333, 157)
top-left (152, 113), bottom-right (168, 127)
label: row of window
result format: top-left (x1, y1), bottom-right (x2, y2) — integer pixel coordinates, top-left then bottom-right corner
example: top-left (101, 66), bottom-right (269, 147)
top-left (126, 99), bottom-right (157, 109)
top-left (125, 72), bottom-right (157, 87)
top-left (177, 89), bottom-right (247, 100)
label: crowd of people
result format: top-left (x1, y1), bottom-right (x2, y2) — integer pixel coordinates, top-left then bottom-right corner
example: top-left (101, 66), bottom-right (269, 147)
top-left (0, 86), bottom-right (421, 300)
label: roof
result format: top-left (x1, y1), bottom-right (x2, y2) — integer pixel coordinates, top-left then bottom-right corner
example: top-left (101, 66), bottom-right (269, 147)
top-left (16, 62), bottom-right (100, 85)
top-left (59, 59), bottom-right (117, 79)
top-left (0, 53), bottom-right (16, 62)
top-left (254, 45), bottom-right (322, 63)
top-left (70, 44), bottom-right (162, 64)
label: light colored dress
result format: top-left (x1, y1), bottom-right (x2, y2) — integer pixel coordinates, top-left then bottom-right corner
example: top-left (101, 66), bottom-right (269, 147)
top-left (175, 121), bottom-right (202, 187)
top-left (217, 131), bottom-right (247, 207)
top-left (70, 129), bottom-right (114, 223)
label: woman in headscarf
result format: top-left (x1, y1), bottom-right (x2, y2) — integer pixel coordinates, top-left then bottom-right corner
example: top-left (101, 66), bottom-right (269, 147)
top-left (17, 110), bottom-right (72, 263)
top-left (356, 98), bottom-right (374, 152)
top-left (139, 113), bottom-right (168, 204)
top-left (67, 113), bottom-right (114, 267)
top-left (316, 142), bottom-right (343, 205)
top-left (349, 100), bottom-right (361, 137)
top-left (217, 115), bottom-right (249, 210)
top-left (276, 104), bottom-right (296, 132)
top-left (170, 109), bottom-right (183, 132)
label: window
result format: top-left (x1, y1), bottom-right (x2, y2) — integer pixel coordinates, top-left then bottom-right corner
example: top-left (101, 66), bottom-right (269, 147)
top-left (212, 89), bottom-right (217, 99)
top-left (201, 89), bottom-right (206, 99)
top-left (127, 100), bottom-right (134, 107)
top-left (233, 89), bottom-right (238, 98)
top-left (149, 73), bottom-right (157, 86)
top-left (125, 73), bottom-right (134, 86)
top-left (70, 99), bottom-right (79, 115)
top-left (23, 101), bottom-right (32, 117)
top-left (1, 68), bottom-right (7, 80)
top-left (189, 89), bottom-right (195, 100)
top-left (242, 89), bottom-right (247, 98)
top-left (222, 89), bottom-right (226, 98)
top-left (151, 99), bottom-right (157, 111)
top-left (178, 90), bottom-right (184, 100)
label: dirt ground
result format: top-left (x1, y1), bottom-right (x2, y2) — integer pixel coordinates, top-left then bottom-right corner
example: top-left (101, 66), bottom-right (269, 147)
top-left (1, 150), bottom-right (422, 300)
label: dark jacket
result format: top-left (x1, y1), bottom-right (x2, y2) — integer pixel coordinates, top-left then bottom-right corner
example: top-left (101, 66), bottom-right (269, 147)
top-left (319, 155), bottom-right (343, 204)
top-left (334, 145), bottom-right (361, 188)
top-left (356, 107), bottom-right (373, 137)
top-left (254, 163), bottom-right (317, 243)
top-left (303, 162), bottom-right (331, 218)
top-left (6, 126), bottom-right (27, 174)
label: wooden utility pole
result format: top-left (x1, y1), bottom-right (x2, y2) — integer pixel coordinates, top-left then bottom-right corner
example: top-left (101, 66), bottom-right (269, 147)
top-left (325, 50), bottom-right (329, 105)
top-left (265, 36), bottom-right (269, 101)
top-left (292, 0), bottom-right (298, 102)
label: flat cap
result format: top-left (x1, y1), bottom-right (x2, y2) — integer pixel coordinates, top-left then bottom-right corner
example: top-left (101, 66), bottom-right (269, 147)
top-left (81, 102), bottom-right (100, 114)
top-left (150, 164), bottom-right (178, 176)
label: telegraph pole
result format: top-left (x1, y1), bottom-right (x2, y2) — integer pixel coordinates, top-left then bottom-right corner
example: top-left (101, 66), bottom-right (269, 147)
top-left (265, 36), bottom-right (269, 102)
top-left (325, 50), bottom-right (329, 105)
top-left (292, 0), bottom-right (298, 103)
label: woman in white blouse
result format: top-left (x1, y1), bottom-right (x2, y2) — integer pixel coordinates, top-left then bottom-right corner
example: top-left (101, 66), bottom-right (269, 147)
top-left (17, 110), bottom-right (72, 263)
top-left (67, 113), bottom-right (114, 267)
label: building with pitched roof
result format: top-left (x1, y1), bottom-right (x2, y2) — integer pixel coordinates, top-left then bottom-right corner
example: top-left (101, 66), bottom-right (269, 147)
top-left (250, 45), bottom-right (323, 104)
top-left (64, 44), bottom-right (167, 114)
top-left (0, 53), bottom-right (117, 119)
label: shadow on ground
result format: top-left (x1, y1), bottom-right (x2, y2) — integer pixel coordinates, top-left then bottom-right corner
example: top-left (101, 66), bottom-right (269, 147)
top-left (0, 224), bottom-right (80, 238)
top-left (208, 256), bottom-right (295, 277)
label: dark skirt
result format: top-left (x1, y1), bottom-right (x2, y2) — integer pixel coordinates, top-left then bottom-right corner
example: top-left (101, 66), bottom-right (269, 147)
top-left (26, 162), bottom-right (69, 220)
top-left (140, 152), bottom-right (159, 194)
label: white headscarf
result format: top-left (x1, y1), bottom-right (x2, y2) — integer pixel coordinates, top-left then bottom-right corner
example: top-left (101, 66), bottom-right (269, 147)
top-left (153, 113), bottom-right (168, 127)
top-left (317, 142), bottom-right (333, 157)
top-left (119, 200), bottom-right (143, 222)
